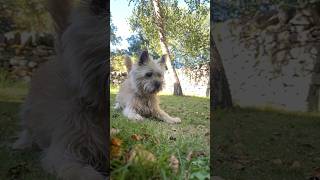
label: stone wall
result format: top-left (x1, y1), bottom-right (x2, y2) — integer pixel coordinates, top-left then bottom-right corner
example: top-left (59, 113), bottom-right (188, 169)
top-left (111, 64), bottom-right (209, 97)
top-left (2, 30), bottom-right (210, 97)
top-left (0, 31), bottom-right (55, 81)
top-left (214, 6), bottom-right (320, 111)
top-left (164, 65), bottom-right (209, 97)
top-left (111, 71), bottom-right (128, 85)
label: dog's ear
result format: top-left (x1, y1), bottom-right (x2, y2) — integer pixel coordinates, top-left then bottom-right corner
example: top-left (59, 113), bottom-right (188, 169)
top-left (159, 55), bottom-right (167, 64)
top-left (158, 54), bottom-right (168, 70)
top-left (138, 50), bottom-right (149, 65)
top-left (124, 55), bottom-right (132, 73)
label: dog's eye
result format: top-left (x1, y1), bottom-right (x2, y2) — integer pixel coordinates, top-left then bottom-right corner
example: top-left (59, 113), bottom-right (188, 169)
top-left (145, 72), bottom-right (153, 77)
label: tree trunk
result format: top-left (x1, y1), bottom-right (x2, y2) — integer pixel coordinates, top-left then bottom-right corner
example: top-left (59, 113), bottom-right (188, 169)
top-left (206, 77), bottom-right (210, 97)
top-left (206, 78), bottom-right (210, 97)
top-left (307, 46), bottom-right (320, 111)
top-left (307, 7), bottom-right (320, 112)
top-left (152, 0), bottom-right (183, 96)
top-left (211, 38), bottom-right (233, 110)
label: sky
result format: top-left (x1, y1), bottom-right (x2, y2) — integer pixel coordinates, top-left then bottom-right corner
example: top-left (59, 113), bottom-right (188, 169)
top-left (110, 0), bottom-right (190, 51)
top-left (110, 0), bottom-right (135, 51)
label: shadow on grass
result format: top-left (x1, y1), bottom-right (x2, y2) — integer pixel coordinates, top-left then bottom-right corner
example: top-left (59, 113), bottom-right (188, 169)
top-left (0, 101), bottom-right (54, 180)
top-left (0, 101), bottom-right (22, 140)
top-left (212, 107), bottom-right (320, 180)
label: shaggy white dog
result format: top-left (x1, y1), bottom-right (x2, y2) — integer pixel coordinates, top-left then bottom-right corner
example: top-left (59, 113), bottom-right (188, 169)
top-left (12, 0), bottom-right (108, 179)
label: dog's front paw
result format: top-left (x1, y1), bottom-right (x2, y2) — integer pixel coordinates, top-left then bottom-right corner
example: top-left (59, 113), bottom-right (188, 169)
top-left (172, 117), bottom-right (181, 123)
top-left (123, 107), bottom-right (143, 121)
top-left (128, 113), bottom-right (144, 121)
top-left (114, 102), bottom-right (121, 110)
top-left (166, 117), bottom-right (181, 124)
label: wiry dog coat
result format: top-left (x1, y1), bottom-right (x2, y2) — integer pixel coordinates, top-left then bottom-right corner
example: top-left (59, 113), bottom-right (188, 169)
top-left (13, 0), bottom-right (108, 179)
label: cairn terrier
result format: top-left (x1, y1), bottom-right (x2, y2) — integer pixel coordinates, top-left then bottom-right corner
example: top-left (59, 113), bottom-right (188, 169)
top-left (12, 0), bottom-right (108, 179)
top-left (115, 50), bottom-right (181, 124)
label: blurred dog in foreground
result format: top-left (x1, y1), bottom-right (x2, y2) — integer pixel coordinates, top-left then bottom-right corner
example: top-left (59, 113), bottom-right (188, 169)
top-left (115, 51), bottom-right (181, 124)
top-left (12, 0), bottom-right (108, 179)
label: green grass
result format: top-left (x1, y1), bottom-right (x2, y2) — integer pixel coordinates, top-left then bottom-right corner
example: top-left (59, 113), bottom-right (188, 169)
top-left (0, 76), bottom-right (55, 180)
top-left (3, 77), bottom-right (319, 180)
top-left (0, 82), bottom-right (210, 180)
top-left (212, 107), bottom-right (320, 180)
top-left (110, 87), bottom-right (210, 179)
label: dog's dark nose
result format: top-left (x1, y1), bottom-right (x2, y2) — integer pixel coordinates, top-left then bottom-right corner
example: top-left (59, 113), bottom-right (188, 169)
top-left (154, 81), bottom-right (161, 89)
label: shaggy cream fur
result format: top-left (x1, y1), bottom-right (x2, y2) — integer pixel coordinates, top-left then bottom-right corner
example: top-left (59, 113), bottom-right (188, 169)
top-left (115, 51), bottom-right (181, 124)
top-left (12, 0), bottom-right (108, 179)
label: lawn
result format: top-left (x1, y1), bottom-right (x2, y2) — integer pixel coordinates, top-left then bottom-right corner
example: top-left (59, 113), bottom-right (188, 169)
top-left (110, 87), bottom-right (210, 179)
top-left (3, 76), bottom-right (319, 180)
top-left (212, 107), bottom-right (320, 180)
top-left (0, 78), bottom-right (55, 180)
top-left (0, 78), bottom-right (210, 180)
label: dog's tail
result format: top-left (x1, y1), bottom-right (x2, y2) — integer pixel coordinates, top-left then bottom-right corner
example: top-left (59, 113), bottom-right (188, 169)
top-left (46, 0), bottom-right (73, 38)
top-left (124, 56), bottom-right (133, 73)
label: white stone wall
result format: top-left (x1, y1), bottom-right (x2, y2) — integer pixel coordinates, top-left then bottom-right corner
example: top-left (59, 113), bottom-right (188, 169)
top-left (162, 67), bottom-right (209, 97)
top-left (214, 19), bottom-right (317, 111)
top-left (111, 67), bottom-right (210, 97)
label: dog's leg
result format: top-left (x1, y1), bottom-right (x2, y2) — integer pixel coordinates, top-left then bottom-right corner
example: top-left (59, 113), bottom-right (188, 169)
top-left (114, 102), bottom-right (121, 110)
top-left (12, 129), bottom-right (32, 149)
top-left (154, 109), bottom-right (181, 124)
top-left (123, 106), bottom-right (144, 121)
top-left (42, 143), bottom-right (105, 180)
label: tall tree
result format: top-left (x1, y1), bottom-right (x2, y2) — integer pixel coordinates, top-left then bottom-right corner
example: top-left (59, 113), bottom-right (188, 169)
top-left (211, 39), bottom-right (233, 109)
top-left (129, 0), bottom-right (209, 95)
top-left (110, 20), bottom-right (121, 46)
top-left (129, 0), bottom-right (184, 96)
top-left (151, 0), bottom-right (183, 95)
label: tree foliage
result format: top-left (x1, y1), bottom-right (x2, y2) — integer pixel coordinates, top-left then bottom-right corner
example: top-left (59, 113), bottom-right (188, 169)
top-left (111, 50), bottom-right (129, 72)
top-left (111, 20), bottom-right (122, 46)
top-left (0, 0), bottom-right (51, 33)
top-left (128, 0), bottom-right (209, 68)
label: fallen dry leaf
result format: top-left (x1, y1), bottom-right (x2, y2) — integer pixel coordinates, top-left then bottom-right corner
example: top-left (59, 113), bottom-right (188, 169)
top-left (127, 144), bottom-right (156, 165)
top-left (169, 155), bottom-right (179, 174)
top-left (131, 134), bottom-right (143, 141)
top-left (111, 146), bottom-right (122, 158)
top-left (111, 137), bottom-right (122, 147)
top-left (111, 137), bottom-right (122, 158)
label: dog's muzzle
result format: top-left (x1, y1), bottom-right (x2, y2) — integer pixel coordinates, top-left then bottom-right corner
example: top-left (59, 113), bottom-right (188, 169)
top-left (154, 81), bottom-right (161, 90)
